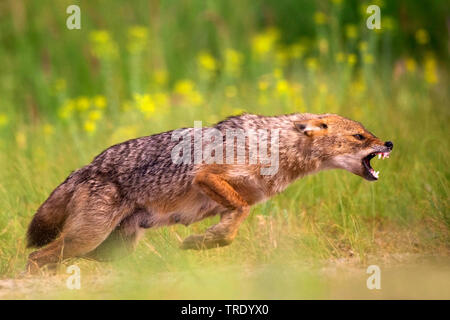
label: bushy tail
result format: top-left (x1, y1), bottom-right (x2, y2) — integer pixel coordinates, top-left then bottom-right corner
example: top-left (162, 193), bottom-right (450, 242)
top-left (26, 179), bottom-right (75, 248)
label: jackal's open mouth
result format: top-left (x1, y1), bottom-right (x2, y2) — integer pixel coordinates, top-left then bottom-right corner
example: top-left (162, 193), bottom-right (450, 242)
top-left (362, 151), bottom-right (390, 180)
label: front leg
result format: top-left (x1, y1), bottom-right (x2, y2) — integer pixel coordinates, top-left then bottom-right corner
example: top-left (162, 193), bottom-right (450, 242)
top-left (181, 172), bottom-right (250, 250)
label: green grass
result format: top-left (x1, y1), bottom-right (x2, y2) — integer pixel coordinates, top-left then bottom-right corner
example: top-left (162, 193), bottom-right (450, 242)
top-left (0, 0), bottom-right (448, 299)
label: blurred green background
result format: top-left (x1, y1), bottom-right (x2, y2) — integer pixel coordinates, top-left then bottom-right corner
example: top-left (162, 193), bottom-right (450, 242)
top-left (0, 0), bottom-right (448, 299)
top-left (0, 0), bottom-right (448, 120)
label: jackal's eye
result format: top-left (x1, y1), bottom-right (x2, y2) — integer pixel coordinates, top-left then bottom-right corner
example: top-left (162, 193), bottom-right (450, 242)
top-left (353, 134), bottom-right (365, 141)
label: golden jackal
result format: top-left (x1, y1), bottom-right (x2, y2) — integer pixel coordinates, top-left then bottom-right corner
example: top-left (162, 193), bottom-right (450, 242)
top-left (26, 113), bottom-right (393, 273)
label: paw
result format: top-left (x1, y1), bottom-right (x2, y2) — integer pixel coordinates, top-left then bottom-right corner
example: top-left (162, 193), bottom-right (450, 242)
top-left (25, 260), bottom-right (42, 276)
top-left (180, 234), bottom-right (233, 250)
top-left (180, 234), bottom-right (205, 250)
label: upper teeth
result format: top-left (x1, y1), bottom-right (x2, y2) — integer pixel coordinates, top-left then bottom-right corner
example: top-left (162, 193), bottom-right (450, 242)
top-left (377, 152), bottom-right (389, 159)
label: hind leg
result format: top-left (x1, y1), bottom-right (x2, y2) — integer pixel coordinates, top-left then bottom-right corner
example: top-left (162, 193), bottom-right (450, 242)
top-left (26, 183), bottom-right (129, 274)
top-left (86, 209), bottom-right (149, 261)
top-left (26, 227), bottom-right (116, 275)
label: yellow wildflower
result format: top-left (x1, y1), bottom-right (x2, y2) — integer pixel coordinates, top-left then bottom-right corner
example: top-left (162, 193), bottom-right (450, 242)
top-left (174, 79), bottom-right (203, 106)
top-left (76, 96), bottom-right (90, 111)
top-left (405, 58), bottom-right (416, 73)
top-left (415, 29), bottom-right (429, 45)
top-left (0, 113), bottom-right (9, 127)
top-left (90, 30), bottom-right (118, 59)
top-left (128, 26), bottom-right (148, 40)
top-left (174, 79), bottom-right (194, 95)
top-left (84, 120), bottom-right (96, 133)
top-left (424, 56), bottom-right (438, 84)
top-left (346, 24), bottom-right (358, 39)
top-left (251, 28), bottom-right (279, 58)
top-left (134, 94), bottom-right (155, 118)
top-left (276, 80), bottom-right (289, 95)
top-left (197, 51), bottom-right (218, 72)
top-left (314, 12), bottom-right (327, 25)
top-left (58, 99), bottom-right (75, 119)
top-left (347, 54), bottom-right (357, 66)
top-left (90, 30), bottom-right (110, 44)
top-left (88, 110), bottom-right (102, 121)
top-left (93, 95), bottom-right (107, 109)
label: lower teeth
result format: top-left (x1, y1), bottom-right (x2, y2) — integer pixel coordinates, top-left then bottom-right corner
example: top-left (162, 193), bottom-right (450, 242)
top-left (370, 169), bottom-right (379, 178)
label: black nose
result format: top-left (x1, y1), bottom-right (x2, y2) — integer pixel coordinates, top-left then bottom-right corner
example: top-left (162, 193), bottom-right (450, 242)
top-left (385, 141), bottom-right (393, 149)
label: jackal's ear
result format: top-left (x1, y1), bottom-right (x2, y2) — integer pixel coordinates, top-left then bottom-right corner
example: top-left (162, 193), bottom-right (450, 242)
top-left (294, 120), bottom-right (328, 137)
